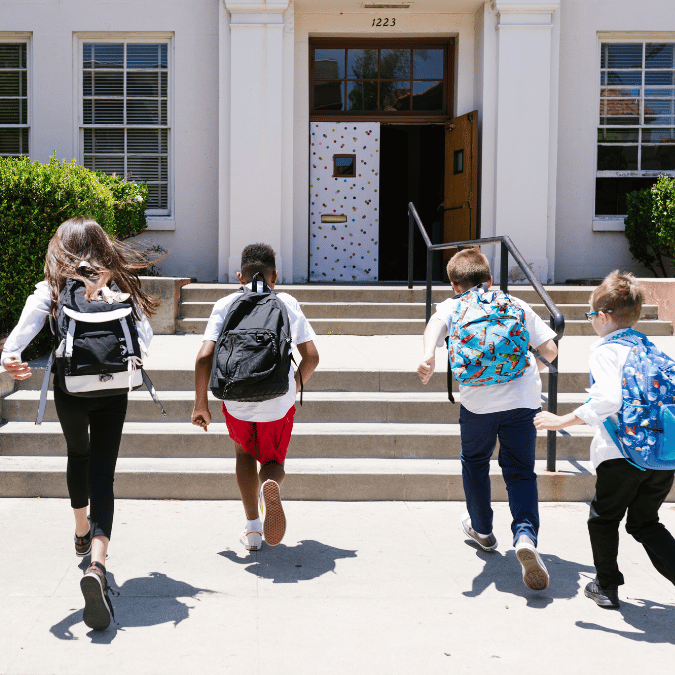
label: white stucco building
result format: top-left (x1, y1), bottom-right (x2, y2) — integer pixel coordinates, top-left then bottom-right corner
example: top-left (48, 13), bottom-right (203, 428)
top-left (1, 0), bottom-right (673, 283)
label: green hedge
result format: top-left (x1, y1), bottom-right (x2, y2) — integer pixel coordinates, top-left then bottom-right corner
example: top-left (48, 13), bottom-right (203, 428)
top-left (625, 175), bottom-right (675, 277)
top-left (0, 155), bottom-right (148, 359)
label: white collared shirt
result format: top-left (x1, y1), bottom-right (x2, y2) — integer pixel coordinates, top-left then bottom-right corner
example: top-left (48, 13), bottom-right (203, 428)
top-left (573, 327), bottom-right (635, 469)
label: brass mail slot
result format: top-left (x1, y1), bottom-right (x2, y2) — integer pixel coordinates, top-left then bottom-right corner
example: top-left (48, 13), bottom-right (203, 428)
top-left (321, 214), bottom-right (347, 223)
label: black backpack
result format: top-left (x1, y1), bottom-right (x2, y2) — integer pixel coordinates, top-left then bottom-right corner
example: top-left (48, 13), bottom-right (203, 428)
top-left (210, 275), bottom-right (302, 403)
top-left (36, 276), bottom-right (165, 423)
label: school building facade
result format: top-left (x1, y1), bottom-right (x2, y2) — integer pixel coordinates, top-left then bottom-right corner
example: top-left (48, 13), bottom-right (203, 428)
top-left (1, 0), bottom-right (673, 284)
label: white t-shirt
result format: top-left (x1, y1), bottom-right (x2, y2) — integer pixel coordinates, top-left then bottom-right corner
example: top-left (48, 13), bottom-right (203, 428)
top-left (203, 284), bottom-right (316, 422)
top-left (573, 328), bottom-right (633, 469)
top-left (433, 293), bottom-right (557, 414)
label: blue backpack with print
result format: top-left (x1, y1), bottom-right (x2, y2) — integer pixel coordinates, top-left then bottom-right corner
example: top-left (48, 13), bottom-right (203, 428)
top-left (600, 329), bottom-right (675, 470)
top-left (447, 286), bottom-right (530, 388)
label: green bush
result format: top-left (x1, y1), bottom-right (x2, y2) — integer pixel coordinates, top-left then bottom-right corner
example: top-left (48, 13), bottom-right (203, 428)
top-left (94, 171), bottom-right (148, 240)
top-left (0, 155), bottom-right (148, 359)
top-left (624, 175), bottom-right (675, 277)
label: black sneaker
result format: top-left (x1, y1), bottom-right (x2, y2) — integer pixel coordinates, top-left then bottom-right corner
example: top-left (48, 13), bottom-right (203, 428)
top-left (74, 531), bottom-right (91, 557)
top-left (81, 561), bottom-right (115, 629)
top-left (584, 579), bottom-right (620, 608)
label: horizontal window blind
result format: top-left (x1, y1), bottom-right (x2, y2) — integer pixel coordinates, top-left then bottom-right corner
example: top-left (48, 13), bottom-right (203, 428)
top-left (82, 42), bottom-right (169, 213)
top-left (0, 43), bottom-right (28, 157)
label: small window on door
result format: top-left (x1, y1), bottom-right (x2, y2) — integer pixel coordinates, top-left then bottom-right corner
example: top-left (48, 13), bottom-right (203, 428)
top-left (333, 154), bottom-right (356, 177)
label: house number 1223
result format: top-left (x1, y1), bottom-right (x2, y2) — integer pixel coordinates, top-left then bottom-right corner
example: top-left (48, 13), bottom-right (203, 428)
top-left (372, 18), bottom-right (396, 26)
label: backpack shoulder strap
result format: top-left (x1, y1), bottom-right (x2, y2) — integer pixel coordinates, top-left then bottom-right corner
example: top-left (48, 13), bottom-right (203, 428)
top-left (35, 351), bottom-right (54, 425)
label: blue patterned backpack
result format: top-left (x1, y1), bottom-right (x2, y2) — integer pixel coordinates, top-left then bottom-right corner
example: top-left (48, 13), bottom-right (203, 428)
top-left (600, 329), bottom-right (675, 470)
top-left (447, 286), bottom-right (530, 391)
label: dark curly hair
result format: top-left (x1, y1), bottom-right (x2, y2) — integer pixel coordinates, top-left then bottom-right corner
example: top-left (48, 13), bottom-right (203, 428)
top-left (240, 243), bottom-right (276, 282)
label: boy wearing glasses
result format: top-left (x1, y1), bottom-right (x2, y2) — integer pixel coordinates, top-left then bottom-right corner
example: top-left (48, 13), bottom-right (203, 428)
top-left (534, 271), bottom-right (675, 608)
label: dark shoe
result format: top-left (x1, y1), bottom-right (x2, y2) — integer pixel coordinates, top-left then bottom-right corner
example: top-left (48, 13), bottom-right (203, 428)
top-left (585, 580), bottom-right (620, 608)
top-left (74, 530), bottom-right (91, 557)
top-left (81, 561), bottom-right (115, 630)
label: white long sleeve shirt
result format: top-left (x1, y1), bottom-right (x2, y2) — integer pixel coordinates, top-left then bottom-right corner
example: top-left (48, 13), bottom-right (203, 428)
top-left (1, 280), bottom-right (153, 365)
top-left (572, 328), bottom-right (634, 469)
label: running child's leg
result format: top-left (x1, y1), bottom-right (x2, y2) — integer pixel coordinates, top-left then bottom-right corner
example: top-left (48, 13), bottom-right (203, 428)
top-left (625, 469), bottom-right (675, 586)
top-left (235, 444), bottom-right (260, 519)
top-left (260, 460), bottom-right (285, 485)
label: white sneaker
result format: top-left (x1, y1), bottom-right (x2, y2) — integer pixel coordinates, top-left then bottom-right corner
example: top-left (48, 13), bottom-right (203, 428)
top-left (515, 535), bottom-right (549, 590)
top-left (460, 512), bottom-right (498, 551)
top-left (259, 479), bottom-right (286, 546)
top-left (239, 527), bottom-right (263, 551)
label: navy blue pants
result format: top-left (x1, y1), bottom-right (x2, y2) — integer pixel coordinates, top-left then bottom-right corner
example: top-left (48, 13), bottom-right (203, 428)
top-left (589, 458), bottom-right (675, 589)
top-left (459, 406), bottom-right (540, 546)
top-left (53, 380), bottom-right (128, 540)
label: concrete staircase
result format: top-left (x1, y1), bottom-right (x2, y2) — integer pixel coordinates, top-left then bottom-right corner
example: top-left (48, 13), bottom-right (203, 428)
top-left (1, 284), bottom-right (674, 501)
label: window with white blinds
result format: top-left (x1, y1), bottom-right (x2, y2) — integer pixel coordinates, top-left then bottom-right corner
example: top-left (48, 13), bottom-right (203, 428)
top-left (82, 41), bottom-right (170, 215)
top-left (0, 42), bottom-right (29, 157)
top-left (597, 41), bottom-right (675, 216)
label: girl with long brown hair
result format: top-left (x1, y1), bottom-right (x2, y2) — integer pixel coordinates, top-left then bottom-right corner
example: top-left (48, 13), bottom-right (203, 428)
top-left (1, 216), bottom-right (159, 630)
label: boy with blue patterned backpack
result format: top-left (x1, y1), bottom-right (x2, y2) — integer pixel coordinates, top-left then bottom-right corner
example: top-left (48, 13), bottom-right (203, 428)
top-left (535, 271), bottom-right (675, 608)
top-left (418, 248), bottom-right (558, 590)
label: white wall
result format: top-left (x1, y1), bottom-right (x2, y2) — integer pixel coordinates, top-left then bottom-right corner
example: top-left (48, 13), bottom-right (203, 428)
top-left (292, 5), bottom-right (479, 282)
top-left (555, 0), bottom-right (670, 282)
top-left (0, 0), bottom-right (220, 281)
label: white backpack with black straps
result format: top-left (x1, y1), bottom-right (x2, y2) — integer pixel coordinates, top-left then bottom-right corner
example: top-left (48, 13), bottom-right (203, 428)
top-left (36, 269), bottom-right (165, 423)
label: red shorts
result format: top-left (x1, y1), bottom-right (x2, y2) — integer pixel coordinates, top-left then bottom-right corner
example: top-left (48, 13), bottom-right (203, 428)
top-left (222, 404), bottom-right (296, 465)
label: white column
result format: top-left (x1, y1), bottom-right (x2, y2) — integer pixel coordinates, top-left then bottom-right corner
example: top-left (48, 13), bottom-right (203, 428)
top-left (222, 1), bottom-right (290, 282)
top-left (491, 1), bottom-right (560, 283)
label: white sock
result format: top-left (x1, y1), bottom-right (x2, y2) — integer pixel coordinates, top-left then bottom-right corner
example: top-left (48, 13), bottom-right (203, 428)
top-left (246, 517), bottom-right (262, 532)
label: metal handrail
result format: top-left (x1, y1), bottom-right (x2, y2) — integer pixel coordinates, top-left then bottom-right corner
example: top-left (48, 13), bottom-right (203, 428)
top-left (407, 202), bottom-right (565, 472)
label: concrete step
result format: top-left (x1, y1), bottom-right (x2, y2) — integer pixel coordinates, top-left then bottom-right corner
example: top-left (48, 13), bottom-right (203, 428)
top-left (180, 283), bottom-right (603, 305)
top-left (0, 455), bottom-right (603, 501)
top-left (0, 420), bottom-right (594, 460)
top-left (179, 300), bottom-right (660, 321)
top-left (11, 366), bottom-right (595, 394)
top-left (176, 315), bottom-right (672, 337)
top-left (2, 389), bottom-right (590, 424)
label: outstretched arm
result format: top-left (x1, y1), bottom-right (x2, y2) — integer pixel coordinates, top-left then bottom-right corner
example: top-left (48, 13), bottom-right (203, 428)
top-left (417, 316), bottom-right (447, 385)
top-left (533, 411), bottom-right (584, 431)
top-left (192, 340), bottom-right (215, 431)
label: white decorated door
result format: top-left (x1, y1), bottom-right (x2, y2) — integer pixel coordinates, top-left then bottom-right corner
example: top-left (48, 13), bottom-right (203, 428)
top-left (309, 122), bottom-right (380, 281)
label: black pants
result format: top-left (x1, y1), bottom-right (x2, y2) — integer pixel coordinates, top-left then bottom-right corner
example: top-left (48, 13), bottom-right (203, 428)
top-left (588, 458), bottom-right (675, 589)
top-left (53, 379), bottom-right (128, 540)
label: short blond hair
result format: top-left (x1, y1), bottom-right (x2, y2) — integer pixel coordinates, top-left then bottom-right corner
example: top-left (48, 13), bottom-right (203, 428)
top-left (590, 270), bottom-right (644, 327)
top-left (446, 247), bottom-right (491, 289)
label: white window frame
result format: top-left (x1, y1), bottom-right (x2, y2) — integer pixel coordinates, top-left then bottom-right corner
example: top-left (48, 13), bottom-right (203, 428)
top-left (0, 34), bottom-right (31, 159)
top-left (595, 36), bottom-right (675, 230)
top-left (75, 33), bottom-right (174, 225)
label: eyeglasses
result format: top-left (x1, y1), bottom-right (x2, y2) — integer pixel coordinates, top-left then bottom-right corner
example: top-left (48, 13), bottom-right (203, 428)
top-left (585, 309), bottom-right (613, 321)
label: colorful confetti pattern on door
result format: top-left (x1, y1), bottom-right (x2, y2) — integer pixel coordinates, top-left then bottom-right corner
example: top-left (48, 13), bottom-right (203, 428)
top-left (309, 122), bottom-right (380, 281)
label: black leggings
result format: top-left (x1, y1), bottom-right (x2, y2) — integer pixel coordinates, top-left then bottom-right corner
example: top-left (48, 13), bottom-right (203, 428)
top-left (53, 379), bottom-right (128, 540)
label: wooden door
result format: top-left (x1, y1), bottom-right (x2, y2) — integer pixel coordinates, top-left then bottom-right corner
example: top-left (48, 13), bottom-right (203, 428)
top-left (442, 110), bottom-right (478, 259)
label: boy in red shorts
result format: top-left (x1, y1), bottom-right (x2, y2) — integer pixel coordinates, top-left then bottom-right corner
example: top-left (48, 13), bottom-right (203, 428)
top-left (192, 244), bottom-right (319, 550)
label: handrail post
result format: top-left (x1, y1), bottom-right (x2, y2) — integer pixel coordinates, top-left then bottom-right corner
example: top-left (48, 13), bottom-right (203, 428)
top-left (408, 209), bottom-right (414, 289)
top-left (547, 328), bottom-right (559, 472)
top-left (500, 241), bottom-right (508, 293)
top-left (426, 249), bottom-right (433, 323)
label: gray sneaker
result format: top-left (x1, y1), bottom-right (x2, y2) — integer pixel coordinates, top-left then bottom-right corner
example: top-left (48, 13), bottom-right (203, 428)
top-left (460, 512), bottom-right (498, 551)
top-left (515, 535), bottom-right (549, 590)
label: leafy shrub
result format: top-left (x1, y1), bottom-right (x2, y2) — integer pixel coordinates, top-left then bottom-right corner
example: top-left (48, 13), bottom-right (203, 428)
top-left (624, 175), bottom-right (675, 277)
top-left (94, 171), bottom-right (148, 240)
top-left (0, 155), bottom-right (148, 359)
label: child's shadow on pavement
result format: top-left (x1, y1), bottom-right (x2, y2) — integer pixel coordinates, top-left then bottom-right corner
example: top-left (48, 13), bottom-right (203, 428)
top-left (50, 570), bottom-right (214, 643)
top-left (462, 543), bottom-right (596, 608)
top-left (219, 539), bottom-right (357, 583)
top-left (576, 598), bottom-right (675, 644)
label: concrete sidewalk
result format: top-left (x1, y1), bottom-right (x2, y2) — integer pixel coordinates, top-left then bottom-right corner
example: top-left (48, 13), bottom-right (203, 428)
top-left (1, 499), bottom-right (674, 674)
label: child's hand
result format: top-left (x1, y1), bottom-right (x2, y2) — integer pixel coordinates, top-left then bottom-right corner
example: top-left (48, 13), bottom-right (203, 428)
top-left (533, 411), bottom-right (565, 431)
top-left (191, 406), bottom-right (211, 431)
top-left (2, 357), bottom-right (32, 380)
top-left (417, 356), bottom-right (435, 385)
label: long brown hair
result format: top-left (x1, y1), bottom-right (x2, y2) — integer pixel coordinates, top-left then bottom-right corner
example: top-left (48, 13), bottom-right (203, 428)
top-left (45, 216), bottom-right (161, 318)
